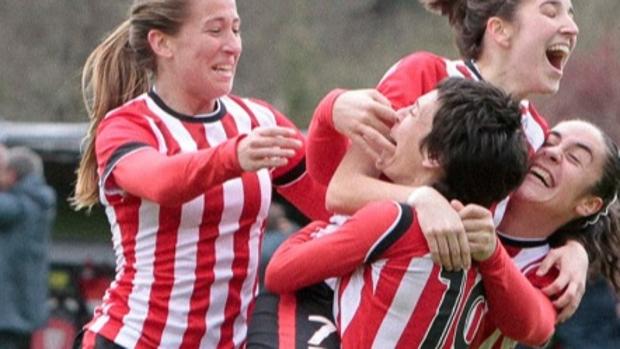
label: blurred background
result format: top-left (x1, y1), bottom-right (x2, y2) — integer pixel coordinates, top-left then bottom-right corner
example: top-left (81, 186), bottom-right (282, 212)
top-left (0, 1), bottom-right (618, 348)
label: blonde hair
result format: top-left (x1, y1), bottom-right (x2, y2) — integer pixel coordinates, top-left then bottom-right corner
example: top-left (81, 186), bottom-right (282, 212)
top-left (72, 0), bottom-right (189, 210)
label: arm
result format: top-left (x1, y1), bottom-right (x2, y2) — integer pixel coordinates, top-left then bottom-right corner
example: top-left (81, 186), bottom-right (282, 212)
top-left (265, 201), bottom-right (403, 293)
top-left (99, 114), bottom-right (301, 206)
top-left (459, 203), bottom-right (556, 345)
top-left (478, 243), bottom-right (557, 346)
top-left (537, 240), bottom-right (588, 323)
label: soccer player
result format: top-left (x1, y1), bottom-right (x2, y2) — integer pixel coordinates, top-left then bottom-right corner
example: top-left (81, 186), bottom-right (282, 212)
top-left (72, 0), bottom-right (329, 348)
top-left (265, 78), bottom-right (556, 348)
top-left (307, 0), bottom-right (587, 321)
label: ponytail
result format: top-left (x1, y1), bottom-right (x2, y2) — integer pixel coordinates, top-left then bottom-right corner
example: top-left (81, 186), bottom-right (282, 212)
top-left (71, 20), bottom-right (150, 210)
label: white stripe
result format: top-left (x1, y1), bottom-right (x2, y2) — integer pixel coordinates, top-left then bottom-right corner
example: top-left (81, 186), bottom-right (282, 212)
top-left (147, 98), bottom-right (198, 152)
top-left (371, 257), bottom-right (434, 349)
top-left (241, 98), bottom-right (278, 127)
top-left (233, 168), bottom-right (271, 347)
top-left (338, 267), bottom-right (365, 334)
top-left (159, 196), bottom-right (204, 348)
top-left (199, 118), bottom-right (241, 348)
top-left (222, 96), bottom-right (254, 132)
top-left (114, 201), bottom-right (160, 348)
top-left (520, 101), bottom-right (546, 151)
top-left (444, 58), bottom-right (470, 79)
top-left (512, 245), bottom-right (550, 270)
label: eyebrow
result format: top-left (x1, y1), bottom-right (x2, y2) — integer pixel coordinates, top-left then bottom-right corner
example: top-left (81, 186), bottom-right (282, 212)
top-left (541, 0), bottom-right (576, 17)
top-left (548, 131), bottom-right (593, 157)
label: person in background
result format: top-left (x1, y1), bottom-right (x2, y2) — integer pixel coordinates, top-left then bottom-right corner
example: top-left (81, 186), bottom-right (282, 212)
top-left (0, 146), bottom-right (57, 349)
top-left (71, 0), bottom-right (327, 348)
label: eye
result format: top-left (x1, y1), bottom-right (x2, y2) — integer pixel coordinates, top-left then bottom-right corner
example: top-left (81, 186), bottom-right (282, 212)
top-left (541, 4), bottom-right (558, 18)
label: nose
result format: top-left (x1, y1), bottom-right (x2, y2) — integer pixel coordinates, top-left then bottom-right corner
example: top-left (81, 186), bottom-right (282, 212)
top-left (561, 14), bottom-right (579, 40)
top-left (223, 30), bottom-right (242, 55)
top-left (541, 145), bottom-right (562, 163)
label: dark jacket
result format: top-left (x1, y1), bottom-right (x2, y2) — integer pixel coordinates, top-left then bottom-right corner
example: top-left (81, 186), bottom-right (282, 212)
top-left (0, 175), bottom-right (56, 333)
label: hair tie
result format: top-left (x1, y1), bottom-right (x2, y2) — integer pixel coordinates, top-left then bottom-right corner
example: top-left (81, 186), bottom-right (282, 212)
top-left (583, 193), bottom-right (618, 227)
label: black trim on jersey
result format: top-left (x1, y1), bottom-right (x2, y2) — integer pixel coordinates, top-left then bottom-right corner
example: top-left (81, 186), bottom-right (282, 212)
top-left (103, 142), bottom-right (150, 183)
top-left (465, 60), bottom-right (484, 81)
top-left (272, 157), bottom-right (306, 187)
top-left (497, 232), bottom-right (548, 248)
top-left (147, 89), bottom-right (227, 123)
top-left (366, 203), bottom-right (414, 263)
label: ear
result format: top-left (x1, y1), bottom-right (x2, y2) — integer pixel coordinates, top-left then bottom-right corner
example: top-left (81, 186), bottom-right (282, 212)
top-left (575, 195), bottom-right (604, 218)
top-left (486, 16), bottom-right (514, 48)
top-left (421, 151), bottom-right (441, 169)
top-left (147, 29), bottom-right (174, 59)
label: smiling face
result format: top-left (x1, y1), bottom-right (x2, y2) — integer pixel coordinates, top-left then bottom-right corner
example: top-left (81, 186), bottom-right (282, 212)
top-left (379, 90), bottom-right (441, 185)
top-left (161, 0), bottom-right (242, 107)
top-left (513, 120), bottom-right (606, 222)
top-left (504, 0), bottom-right (578, 96)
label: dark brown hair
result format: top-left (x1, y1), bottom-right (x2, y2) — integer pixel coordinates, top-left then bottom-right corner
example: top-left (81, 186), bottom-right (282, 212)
top-left (420, 0), bottom-right (521, 59)
top-left (422, 77), bottom-right (528, 208)
top-left (550, 130), bottom-right (620, 293)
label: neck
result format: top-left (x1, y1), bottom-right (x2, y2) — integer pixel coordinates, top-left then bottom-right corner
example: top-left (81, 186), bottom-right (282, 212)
top-left (499, 200), bottom-right (566, 239)
top-left (154, 77), bottom-right (217, 116)
top-left (474, 53), bottom-right (530, 101)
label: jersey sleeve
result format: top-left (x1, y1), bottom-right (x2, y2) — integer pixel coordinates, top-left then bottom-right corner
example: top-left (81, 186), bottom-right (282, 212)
top-left (253, 102), bottom-right (331, 221)
top-left (477, 242), bottom-right (557, 346)
top-left (96, 112), bottom-right (244, 206)
top-left (377, 51), bottom-right (448, 110)
top-left (306, 89), bottom-right (350, 187)
top-left (265, 200), bottom-right (409, 293)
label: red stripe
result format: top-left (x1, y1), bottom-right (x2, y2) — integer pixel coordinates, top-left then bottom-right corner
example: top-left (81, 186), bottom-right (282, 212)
top-left (278, 293), bottom-right (298, 349)
top-left (95, 196), bottom-right (141, 342)
top-left (179, 130), bottom-right (223, 349)
top-left (135, 206), bottom-right (181, 348)
top-left (82, 330), bottom-right (97, 349)
top-left (395, 265), bottom-right (446, 347)
top-left (135, 120), bottom-right (184, 348)
top-left (217, 112), bottom-right (262, 347)
top-left (456, 64), bottom-right (474, 79)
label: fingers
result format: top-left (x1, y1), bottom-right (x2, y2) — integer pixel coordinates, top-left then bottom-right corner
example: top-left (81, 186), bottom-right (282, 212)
top-left (457, 228), bottom-right (471, 269)
top-left (553, 281), bottom-right (584, 323)
top-left (446, 230), bottom-right (466, 270)
top-left (537, 250), bottom-right (559, 276)
top-left (435, 234), bottom-right (455, 271)
top-left (542, 269), bottom-right (568, 296)
top-left (237, 127), bottom-right (302, 172)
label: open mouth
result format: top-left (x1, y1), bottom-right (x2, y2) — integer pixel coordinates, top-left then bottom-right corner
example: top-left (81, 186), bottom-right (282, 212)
top-left (546, 44), bottom-right (570, 71)
top-left (530, 165), bottom-right (553, 188)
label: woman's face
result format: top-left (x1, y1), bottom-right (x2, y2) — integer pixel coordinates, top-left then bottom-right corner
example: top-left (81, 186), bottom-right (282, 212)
top-left (164, 0), bottom-right (242, 103)
top-left (513, 120), bottom-right (605, 221)
top-left (503, 0), bottom-right (579, 97)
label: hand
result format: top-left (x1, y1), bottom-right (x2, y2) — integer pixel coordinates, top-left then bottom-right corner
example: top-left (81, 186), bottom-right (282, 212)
top-left (409, 187), bottom-right (470, 271)
top-left (237, 127), bottom-right (302, 172)
top-left (538, 240), bottom-right (588, 323)
top-left (453, 201), bottom-right (496, 262)
top-left (332, 89), bottom-right (398, 162)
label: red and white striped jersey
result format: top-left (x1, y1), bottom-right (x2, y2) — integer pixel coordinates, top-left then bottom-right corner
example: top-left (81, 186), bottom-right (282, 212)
top-left (471, 235), bottom-right (557, 349)
top-left (307, 51), bottom-right (549, 224)
top-left (266, 201), bottom-right (555, 349)
top-left (84, 91), bottom-right (328, 349)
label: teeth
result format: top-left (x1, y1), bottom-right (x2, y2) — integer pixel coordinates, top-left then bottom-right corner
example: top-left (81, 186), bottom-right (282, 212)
top-left (214, 65), bottom-right (233, 72)
top-left (547, 44), bottom-right (570, 56)
top-left (530, 165), bottom-right (552, 187)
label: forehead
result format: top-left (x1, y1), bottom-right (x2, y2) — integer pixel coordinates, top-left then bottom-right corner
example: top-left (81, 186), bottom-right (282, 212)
top-left (189, 0), bottom-right (239, 21)
top-left (550, 121), bottom-right (606, 157)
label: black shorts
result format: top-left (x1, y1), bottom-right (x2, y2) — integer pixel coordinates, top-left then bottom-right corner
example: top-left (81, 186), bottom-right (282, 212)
top-left (247, 283), bottom-right (340, 349)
